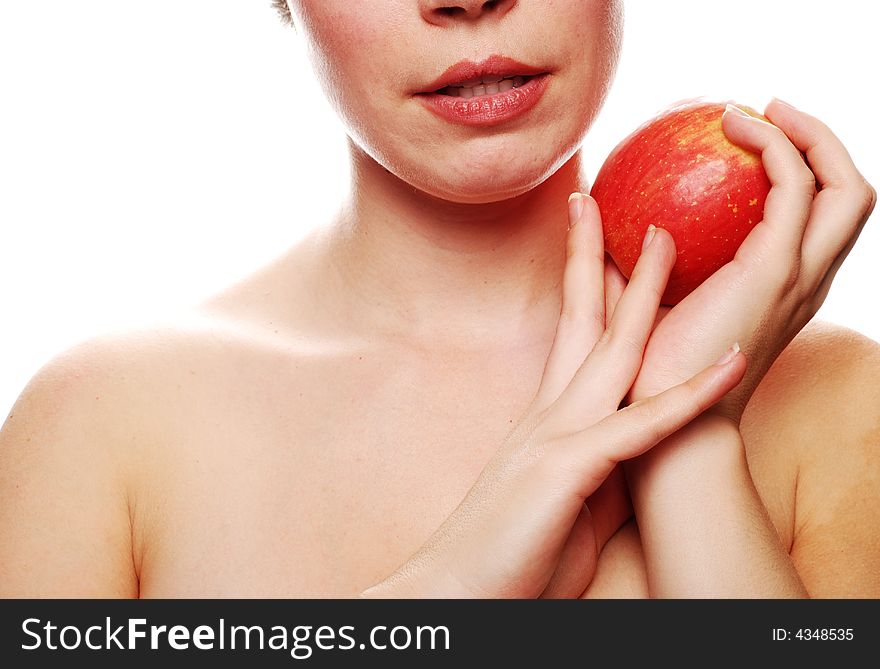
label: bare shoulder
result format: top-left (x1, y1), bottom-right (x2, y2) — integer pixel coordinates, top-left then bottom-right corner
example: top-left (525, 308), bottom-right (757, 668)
top-left (1, 306), bottom-right (341, 464)
top-left (0, 304), bottom-right (334, 596)
top-left (743, 320), bottom-right (880, 450)
top-left (0, 324), bottom-right (192, 597)
top-left (1, 227), bottom-right (341, 463)
top-left (0, 326), bottom-right (167, 594)
top-left (742, 320), bottom-right (880, 597)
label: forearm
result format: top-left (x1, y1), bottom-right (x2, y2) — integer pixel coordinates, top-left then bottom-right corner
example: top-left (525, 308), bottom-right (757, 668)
top-left (625, 415), bottom-right (807, 598)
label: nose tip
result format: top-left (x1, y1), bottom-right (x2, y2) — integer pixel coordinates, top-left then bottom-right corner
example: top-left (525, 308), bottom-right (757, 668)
top-left (419, 0), bottom-right (517, 25)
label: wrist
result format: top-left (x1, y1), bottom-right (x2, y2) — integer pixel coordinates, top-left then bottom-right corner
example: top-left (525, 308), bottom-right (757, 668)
top-left (629, 371), bottom-right (748, 423)
top-left (625, 413), bottom-right (746, 487)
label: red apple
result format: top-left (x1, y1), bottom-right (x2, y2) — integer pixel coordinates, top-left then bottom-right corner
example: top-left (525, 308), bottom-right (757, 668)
top-left (591, 100), bottom-right (771, 305)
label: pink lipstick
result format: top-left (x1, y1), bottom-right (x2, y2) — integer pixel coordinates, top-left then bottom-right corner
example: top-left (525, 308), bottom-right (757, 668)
top-left (415, 55), bottom-right (550, 127)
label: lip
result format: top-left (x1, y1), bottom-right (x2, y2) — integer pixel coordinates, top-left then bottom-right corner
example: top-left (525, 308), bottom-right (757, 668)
top-left (418, 54), bottom-right (549, 93)
top-left (414, 54), bottom-right (551, 127)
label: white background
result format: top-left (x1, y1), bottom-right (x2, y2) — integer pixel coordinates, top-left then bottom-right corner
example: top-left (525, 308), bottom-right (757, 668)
top-left (1, 1), bottom-right (878, 418)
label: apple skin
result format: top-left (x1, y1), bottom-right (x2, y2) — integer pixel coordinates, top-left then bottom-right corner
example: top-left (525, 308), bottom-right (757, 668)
top-left (591, 100), bottom-right (771, 305)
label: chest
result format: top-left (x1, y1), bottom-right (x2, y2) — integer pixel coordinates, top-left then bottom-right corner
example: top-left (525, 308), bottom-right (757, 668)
top-left (137, 347), bottom-right (544, 596)
top-left (133, 343), bottom-right (795, 598)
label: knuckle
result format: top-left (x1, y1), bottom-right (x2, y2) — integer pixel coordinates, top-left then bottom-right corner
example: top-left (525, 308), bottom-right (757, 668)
top-left (787, 164), bottom-right (817, 196)
top-left (680, 375), bottom-right (705, 407)
top-left (764, 122), bottom-right (796, 152)
top-left (594, 327), bottom-right (614, 352)
top-left (630, 263), bottom-right (667, 303)
top-left (615, 331), bottom-right (647, 361)
top-left (765, 253), bottom-right (802, 296)
top-left (520, 407), bottom-right (551, 443)
top-left (781, 263), bottom-right (802, 297)
top-left (559, 306), bottom-right (605, 335)
top-left (599, 324), bottom-right (645, 360)
top-left (643, 274), bottom-right (666, 304)
top-left (626, 397), bottom-right (666, 444)
top-left (860, 180), bottom-right (877, 218)
top-left (625, 392), bottom-right (651, 414)
top-left (529, 436), bottom-right (572, 483)
top-left (763, 137), bottom-right (815, 194)
top-left (764, 122), bottom-right (788, 143)
top-left (502, 407), bottom-right (548, 457)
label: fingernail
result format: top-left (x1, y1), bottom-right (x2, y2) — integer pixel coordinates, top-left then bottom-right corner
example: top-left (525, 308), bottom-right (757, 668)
top-left (771, 96), bottom-right (797, 110)
top-left (641, 224), bottom-right (657, 252)
top-left (724, 103), bottom-right (751, 119)
top-left (714, 342), bottom-right (741, 366)
top-left (568, 192), bottom-right (585, 230)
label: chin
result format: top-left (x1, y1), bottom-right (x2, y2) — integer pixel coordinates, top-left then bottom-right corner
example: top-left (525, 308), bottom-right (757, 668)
top-left (428, 176), bottom-right (546, 204)
top-left (409, 146), bottom-right (571, 204)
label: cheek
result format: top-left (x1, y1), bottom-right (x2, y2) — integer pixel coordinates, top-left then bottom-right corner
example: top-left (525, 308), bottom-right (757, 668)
top-left (567, 0), bottom-right (623, 99)
top-left (297, 3), bottom-right (399, 121)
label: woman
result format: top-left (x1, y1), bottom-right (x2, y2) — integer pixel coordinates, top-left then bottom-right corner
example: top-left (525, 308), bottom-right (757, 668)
top-left (0, 0), bottom-right (877, 598)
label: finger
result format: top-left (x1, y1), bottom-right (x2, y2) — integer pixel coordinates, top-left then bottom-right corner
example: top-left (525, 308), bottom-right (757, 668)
top-left (603, 255), bottom-right (627, 323)
top-left (805, 180), bottom-right (876, 285)
top-left (764, 98), bottom-right (864, 192)
top-left (539, 503), bottom-right (598, 599)
top-left (605, 257), bottom-right (670, 331)
top-left (586, 464), bottom-right (633, 553)
top-left (553, 343), bottom-right (746, 497)
top-left (764, 100), bottom-right (877, 279)
top-left (548, 226), bottom-right (676, 428)
top-left (542, 464), bottom-right (632, 599)
top-left (534, 194), bottom-right (606, 410)
top-left (812, 208), bottom-right (871, 308)
top-left (721, 104), bottom-right (815, 260)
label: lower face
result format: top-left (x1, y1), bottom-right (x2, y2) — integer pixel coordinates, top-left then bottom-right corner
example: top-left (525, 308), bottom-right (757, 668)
top-left (292, 1), bottom-right (623, 203)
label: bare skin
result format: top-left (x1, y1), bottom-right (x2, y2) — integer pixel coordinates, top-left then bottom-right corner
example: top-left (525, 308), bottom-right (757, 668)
top-left (2, 1), bottom-right (878, 599)
top-left (1, 223), bottom-right (877, 598)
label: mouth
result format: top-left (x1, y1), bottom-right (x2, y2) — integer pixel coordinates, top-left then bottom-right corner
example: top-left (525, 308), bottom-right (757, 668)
top-left (417, 54), bottom-right (549, 95)
top-left (434, 74), bottom-right (536, 99)
top-left (415, 54), bottom-right (551, 127)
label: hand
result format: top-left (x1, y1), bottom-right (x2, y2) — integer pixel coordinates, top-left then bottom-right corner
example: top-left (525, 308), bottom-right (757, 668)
top-left (361, 195), bottom-right (746, 599)
top-left (613, 99), bottom-right (876, 419)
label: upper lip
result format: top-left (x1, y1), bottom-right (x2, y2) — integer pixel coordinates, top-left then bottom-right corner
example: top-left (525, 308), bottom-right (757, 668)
top-left (417, 54), bottom-right (548, 93)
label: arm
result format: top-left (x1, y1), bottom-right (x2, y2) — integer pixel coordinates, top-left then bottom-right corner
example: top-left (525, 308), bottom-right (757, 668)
top-left (747, 325), bottom-right (880, 597)
top-left (0, 350), bottom-right (138, 597)
top-left (626, 414), bottom-right (806, 597)
top-left (611, 99), bottom-right (875, 597)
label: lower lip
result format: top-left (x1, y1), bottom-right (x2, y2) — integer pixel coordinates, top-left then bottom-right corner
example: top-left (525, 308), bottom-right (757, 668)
top-left (416, 75), bottom-right (550, 127)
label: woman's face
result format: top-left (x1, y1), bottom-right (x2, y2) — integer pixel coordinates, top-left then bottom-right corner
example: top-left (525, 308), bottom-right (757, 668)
top-left (289, 0), bottom-right (623, 203)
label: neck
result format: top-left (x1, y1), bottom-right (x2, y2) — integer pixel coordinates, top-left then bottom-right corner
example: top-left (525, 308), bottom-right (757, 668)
top-left (321, 143), bottom-right (587, 349)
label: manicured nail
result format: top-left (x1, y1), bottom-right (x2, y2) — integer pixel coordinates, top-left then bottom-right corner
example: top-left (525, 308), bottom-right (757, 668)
top-left (724, 103), bottom-right (751, 118)
top-left (568, 192), bottom-right (585, 230)
top-left (714, 342), bottom-right (741, 366)
top-left (641, 224), bottom-right (657, 252)
top-left (771, 96), bottom-right (797, 110)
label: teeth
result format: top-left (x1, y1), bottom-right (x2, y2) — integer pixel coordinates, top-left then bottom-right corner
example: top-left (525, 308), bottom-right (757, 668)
top-left (441, 75), bottom-right (530, 98)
